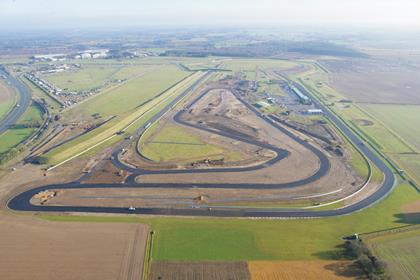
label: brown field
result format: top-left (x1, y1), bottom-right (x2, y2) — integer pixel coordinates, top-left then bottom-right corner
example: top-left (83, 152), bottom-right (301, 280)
top-left (323, 58), bottom-right (420, 105)
top-left (0, 214), bottom-right (149, 280)
top-left (149, 261), bottom-right (251, 280)
top-left (248, 260), bottom-right (364, 280)
top-left (84, 159), bottom-right (128, 184)
top-left (367, 228), bottom-right (420, 280)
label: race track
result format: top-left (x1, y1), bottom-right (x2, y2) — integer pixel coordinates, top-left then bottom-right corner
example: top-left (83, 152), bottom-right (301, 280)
top-left (7, 72), bottom-right (396, 218)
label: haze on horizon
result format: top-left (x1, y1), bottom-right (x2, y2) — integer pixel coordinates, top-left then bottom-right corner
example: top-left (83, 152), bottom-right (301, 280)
top-left (1, 0), bottom-right (420, 31)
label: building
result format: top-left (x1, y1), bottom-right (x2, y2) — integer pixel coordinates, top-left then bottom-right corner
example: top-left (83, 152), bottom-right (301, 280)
top-left (306, 109), bottom-right (323, 115)
top-left (80, 53), bottom-right (92, 59)
top-left (290, 85), bottom-right (311, 105)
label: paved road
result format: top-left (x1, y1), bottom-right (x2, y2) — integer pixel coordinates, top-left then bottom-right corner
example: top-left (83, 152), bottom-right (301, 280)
top-left (8, 73), bottom-right (395, 218)
top-left (0, 67), bottom-right (32, 135)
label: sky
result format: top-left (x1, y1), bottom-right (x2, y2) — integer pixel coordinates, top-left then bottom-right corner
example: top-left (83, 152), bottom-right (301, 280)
top-left (1, 0), bottom-right (420, 30)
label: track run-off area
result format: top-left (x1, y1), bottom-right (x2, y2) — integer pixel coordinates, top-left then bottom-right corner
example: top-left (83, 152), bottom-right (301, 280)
top-left (8, 71), bottom-right (396, 218)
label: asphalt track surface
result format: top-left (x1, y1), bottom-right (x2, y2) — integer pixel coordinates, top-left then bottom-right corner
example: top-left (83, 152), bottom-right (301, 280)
top-left (0, 68), bottom-right (32, 135)
top-left (8, 72), bottom-right (396, 218)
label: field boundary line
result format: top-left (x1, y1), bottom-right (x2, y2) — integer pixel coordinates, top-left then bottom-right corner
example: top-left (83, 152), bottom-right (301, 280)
top-left (361, 224), bottom-right (420, 240)
top-left (142, 230), bottom-right (154, 280)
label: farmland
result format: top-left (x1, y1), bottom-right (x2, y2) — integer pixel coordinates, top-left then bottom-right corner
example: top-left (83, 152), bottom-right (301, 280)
top-left (289, 59), bottom-right (420, 188)
top-left (360, 105), bottom-right (420, 151)
top-left (41, 182), bottom-right (420, 262)
top-left (248, 260), bottom-right (363, 280)
top-left (0, 215), bottom-right (149, 280)
top-left (150, 260), bottom-right (363, 279)
top-left (367, 228), bottom-right (420, 280)
top-left (150, 262), bottom-right (250, 280)
top-left (6, 56), bottom-right (412, 280)
top-left (323, 58), bottom-right (420, 105)
top-left (2, 9), bottom-right (420, 280)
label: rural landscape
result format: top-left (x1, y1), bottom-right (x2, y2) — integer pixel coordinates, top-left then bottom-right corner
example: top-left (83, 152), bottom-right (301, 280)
top-left (0, 1), bottom-right (419, 279)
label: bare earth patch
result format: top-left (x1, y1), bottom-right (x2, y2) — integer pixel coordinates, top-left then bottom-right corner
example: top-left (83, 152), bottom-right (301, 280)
top-left (0, 214), bottom-right (149, 280)
top-left (150, 261), bottom-right (250, 280)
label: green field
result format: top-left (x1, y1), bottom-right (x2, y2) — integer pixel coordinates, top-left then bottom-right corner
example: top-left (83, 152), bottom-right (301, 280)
top-left (42, 66), bottom-right (122, 92)
top-left (0, 103), bottom-right (43, 153)
top-left (42, 64), bottom-right (155, 94)
top-left (140, 124), bottom-right (226, 162)
top-left (0, 99), bottom-right (15, 121)
top-left (367, 229), bottom-right (420, 280)
top-left (361, 105), bottom-right (420, 152)
top-left (65, 64), bottom-right (189, 120)
top-left (393, 154), bottom-right (420, 184)
top-left (223, 58), bottom-right (297, 72)
top-left (341, 105), bottom-right (412, 154)
top-left (41, 182), bottom-right (420, 262)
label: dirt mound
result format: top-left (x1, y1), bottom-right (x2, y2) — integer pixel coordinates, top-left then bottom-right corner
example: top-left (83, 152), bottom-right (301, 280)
top-left (354, 119), bottom-right (374, 126)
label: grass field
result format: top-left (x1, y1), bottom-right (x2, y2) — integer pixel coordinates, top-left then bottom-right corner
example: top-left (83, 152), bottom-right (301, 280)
top-left (367, 229), bottom-right (420, 280)
top-left (360, 104), bottom-right (420, 152)
top-left (356, 104), bottom-right (420, 185)
top-left (42, 66), bottom-right (122, 92)
top-left (338, 105), bottom-right (412, 154)
top-left (223, 59), bottom-right (298, 72)
top-left (393, 154), bottom-right (420, 184)
top-left (43, 71), bottom-right (205, 165)
top-left (0, 103), bottom-right (43, 153)
top-left (41, 182), bottom-right (419, 262)
top-left (42, 64), bottom-right (155, 94)
top-left (140, 124), bottom-right (226, 162)
top-left (64, 64), bottom-right (188, 119)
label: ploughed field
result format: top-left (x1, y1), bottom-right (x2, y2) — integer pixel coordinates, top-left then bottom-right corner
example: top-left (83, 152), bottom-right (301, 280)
top-left (149, 260), bottom-right (363, 280)
top-left (367, 228), bottom-right (420, 280)
top-left (0, 215), bottom-right (149, 280)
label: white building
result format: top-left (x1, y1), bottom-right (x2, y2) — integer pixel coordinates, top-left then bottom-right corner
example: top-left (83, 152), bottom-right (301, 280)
top-left (306, 109), bottom-right (323, 115)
